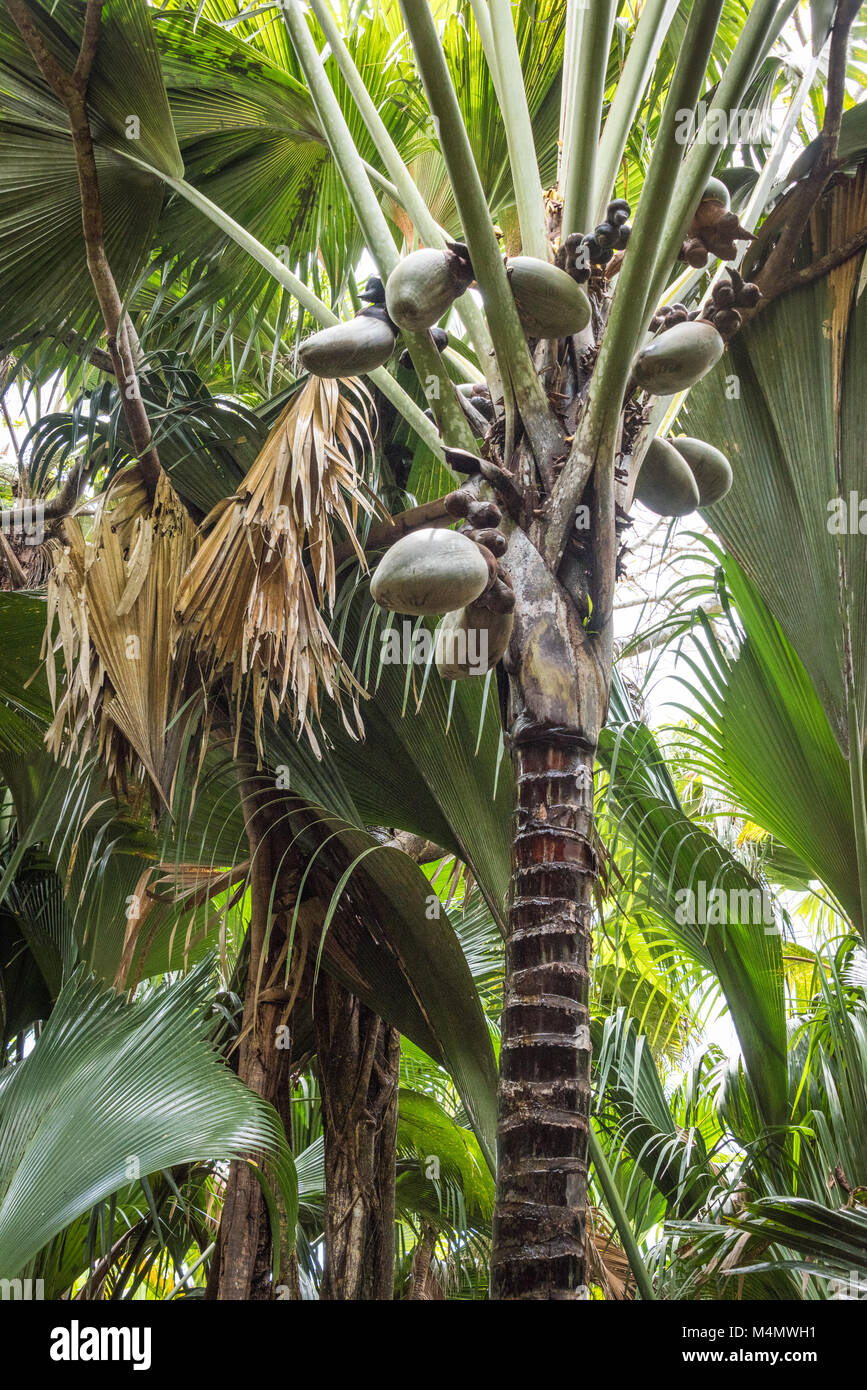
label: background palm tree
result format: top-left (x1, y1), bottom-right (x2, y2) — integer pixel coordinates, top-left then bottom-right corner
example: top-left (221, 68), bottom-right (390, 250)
top-left (0, 0), bottom-right (865, 1301)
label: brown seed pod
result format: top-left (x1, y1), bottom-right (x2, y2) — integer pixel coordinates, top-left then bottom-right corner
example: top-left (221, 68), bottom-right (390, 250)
top-left (713, 307), bottom-right (742, 337)
top-left (689, 197), bottom-right (728, 238)
top-left (474, 543), bottom-right (500, 589)
top-left (712, 282), bottom-right (736, 308)
top-left (471, 527), bottom-right (507, 557)
top-left (468, 390), bottom-right (495, 421)
top-left (487, 578), bottom-right (516, 613)
top-left (736, 282), bottom-right (761, 308)
top-left (466, 499), bottom-right (501, 528)
top-left (682, 238), bottom-right (710, 269)
top-left (443, 490), bottom-right (471, 518)
top-left (560, 232), bottom-right (583, 269)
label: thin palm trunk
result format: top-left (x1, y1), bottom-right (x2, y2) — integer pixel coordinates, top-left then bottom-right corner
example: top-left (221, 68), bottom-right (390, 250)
top-left (209, 766), bottom-right (301, 1300)
top-left (315, 974), bottom-right (400, 1300)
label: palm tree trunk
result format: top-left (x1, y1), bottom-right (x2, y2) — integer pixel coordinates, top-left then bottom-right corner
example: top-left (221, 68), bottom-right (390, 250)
top-left (209, 765), bottom-right (302, 1300)
top-left (491, 529), bottom-right (605, 1300)
top-left (491, 735), bottom-right (595, 1299)
top-left (315, 974), bottom-right (400, 1300)
top-left (407, 1222), bottom-right (443, 1299)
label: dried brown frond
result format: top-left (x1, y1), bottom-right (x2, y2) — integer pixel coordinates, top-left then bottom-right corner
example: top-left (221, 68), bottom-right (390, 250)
top-left (44, 466), bottom-right (200, 811)
top-left (587, 1207), bottom-right (635, 1300)
top-left (174, 376), bottom-right (382, 754)
top-left (115, 860), bottom-right (250, 991)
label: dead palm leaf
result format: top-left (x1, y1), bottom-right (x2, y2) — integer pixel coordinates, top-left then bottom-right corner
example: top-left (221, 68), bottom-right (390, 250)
top-left (44, 466), bottom-right (199, 810)
top-left (588, 1206), bottom-right (636, 1300)
top-left (174, 376), bottom-right (381, 753)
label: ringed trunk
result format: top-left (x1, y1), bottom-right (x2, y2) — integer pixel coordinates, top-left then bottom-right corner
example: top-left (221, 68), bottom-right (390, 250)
top-left (490, 525), bottom-right (606, 1300)
top-left (491, 733), bottom-right (596, 1299)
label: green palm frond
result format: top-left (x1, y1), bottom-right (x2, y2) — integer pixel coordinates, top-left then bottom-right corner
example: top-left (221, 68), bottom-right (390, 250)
top-left (0, 960), bottom-right (295, 1278)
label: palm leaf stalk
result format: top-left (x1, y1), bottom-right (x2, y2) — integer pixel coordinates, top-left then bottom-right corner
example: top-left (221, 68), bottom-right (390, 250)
top-left (282, 0), bottom-right (474, 454)
top-left (559, 0), bottom-right (618, 242)
top-left (398, 0), bottom-right (561, 468)
top-left (590, 0), bottom-right (680, 226)
top-left (587, 1127), bottom-right (655, 1301)
top-left (480, 0), bottom-right (548, 261)
top-left (307, 0), bottom-right (499, 392)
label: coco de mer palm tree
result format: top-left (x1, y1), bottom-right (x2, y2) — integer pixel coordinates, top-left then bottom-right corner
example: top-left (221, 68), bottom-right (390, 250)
top-left (0, 0), bottom-right (865, 1302)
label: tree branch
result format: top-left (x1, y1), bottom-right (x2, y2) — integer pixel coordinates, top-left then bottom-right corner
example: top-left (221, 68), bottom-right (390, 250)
top-left (758, 223), bottom-right (867, 307)
top-left (756, 0), bottom-right (861, 301)
top-left (6, 0), bottom-right (161, 501)
top-left (332, 497), bottom-right (452, 569)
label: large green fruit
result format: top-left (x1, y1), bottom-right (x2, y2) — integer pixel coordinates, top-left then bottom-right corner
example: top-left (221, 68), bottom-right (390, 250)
top-left (435, 600), bottom-right (514, 679)
top-left (633, 320), bottom-right (724, 395)
top-left (702, 175), bottom-right (731, 209)
top-left (385, 247), bottom-right (473, 332)
top-left (299, 310), bottom-right (396, 377)
top-left (506, 256), bottom-right (591, 337)
top-left (671, 435), bottom-right (733, 505)
top-left (370, 528), bottom-right (489, 615)
top-left (635, 437), bottom-right (700, 517)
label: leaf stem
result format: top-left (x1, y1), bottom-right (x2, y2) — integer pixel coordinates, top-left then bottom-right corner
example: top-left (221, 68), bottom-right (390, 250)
top-left (592, 0), bottom-right (680, 225)
top-left (560, 0), bottom-right (617, 240)
top-left (484, 0), bottom-right (549, 260)
top-left (282, 0), bottom-right (474, 450)
top-left (588, 1127), bottom-right (656, 1301)
top-left (399, 0), bottom-right (561, 471)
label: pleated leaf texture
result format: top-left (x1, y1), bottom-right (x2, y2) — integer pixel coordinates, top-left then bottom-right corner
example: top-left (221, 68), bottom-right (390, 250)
top-left (0, 962), bottom-right (295, 1279)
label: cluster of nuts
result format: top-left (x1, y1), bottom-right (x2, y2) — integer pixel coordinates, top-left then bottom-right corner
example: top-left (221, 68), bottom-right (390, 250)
top-left (680, 199), bottom-right (754, 269)
top-left (558, 199), bottom-right (632, 281)
top-left (648, 302), bottom-right (692, 334)
top-left (442, 491), bottom-right (514, 613)
top-left (648, 266), bottom-right (760, 342)
top-left (700, 269), bottom-right (761, 339)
